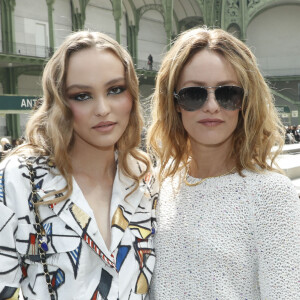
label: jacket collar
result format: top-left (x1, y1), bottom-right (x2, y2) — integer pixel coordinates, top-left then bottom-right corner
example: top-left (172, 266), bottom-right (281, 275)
top-left (36, 156), bottom-right (146, 256)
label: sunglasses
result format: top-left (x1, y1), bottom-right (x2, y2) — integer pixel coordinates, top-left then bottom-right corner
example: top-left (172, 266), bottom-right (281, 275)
top-left (174, 85), bottom-right (244, 111)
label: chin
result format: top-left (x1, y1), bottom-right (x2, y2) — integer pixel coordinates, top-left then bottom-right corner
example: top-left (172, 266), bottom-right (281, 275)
top-left (192, 134), bottom-right (234, 147)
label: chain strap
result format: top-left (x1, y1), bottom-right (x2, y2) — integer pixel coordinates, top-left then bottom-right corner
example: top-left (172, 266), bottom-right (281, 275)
top-left (26, 159), bottom-right (56, 300)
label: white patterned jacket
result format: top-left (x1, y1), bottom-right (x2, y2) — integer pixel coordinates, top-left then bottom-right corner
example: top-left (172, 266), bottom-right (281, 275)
top-left (0, 154), bottom-right (158, 300)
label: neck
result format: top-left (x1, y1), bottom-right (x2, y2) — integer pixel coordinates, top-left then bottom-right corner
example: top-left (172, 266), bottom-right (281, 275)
top-left (70, 139), bottom-right (116, 180)
top-left (189, 139), bottom-right (235, 178)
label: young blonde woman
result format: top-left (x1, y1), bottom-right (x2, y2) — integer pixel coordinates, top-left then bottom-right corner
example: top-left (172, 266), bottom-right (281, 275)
top-left (0, 31), bottom-right (157, 300)
top-left (148, 27), bottom-right (300, 299)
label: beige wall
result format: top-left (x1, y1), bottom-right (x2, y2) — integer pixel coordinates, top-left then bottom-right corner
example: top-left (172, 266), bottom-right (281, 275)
top-left (247, 5), bottom-right (300, 76)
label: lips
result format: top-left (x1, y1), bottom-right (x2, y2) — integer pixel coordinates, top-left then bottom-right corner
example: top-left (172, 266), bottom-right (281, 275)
top-left (198, 118), bottom-right (224, 126)
top-left (92, 121), bottom-right (117, 129)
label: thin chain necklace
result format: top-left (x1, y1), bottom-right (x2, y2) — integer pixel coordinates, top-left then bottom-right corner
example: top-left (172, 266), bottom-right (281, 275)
top-left (184, 166), bottom-right (236, 187)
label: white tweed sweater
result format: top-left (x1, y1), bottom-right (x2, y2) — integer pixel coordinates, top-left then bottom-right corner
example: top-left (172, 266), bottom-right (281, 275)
top-left (150, 169), bottom-right (300, 300)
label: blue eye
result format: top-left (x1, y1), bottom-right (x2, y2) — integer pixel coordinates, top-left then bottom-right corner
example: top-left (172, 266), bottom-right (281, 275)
top-left (108, 86), bottom-right (126, 95)
top-left (70, 93), bottom-right (92, 101)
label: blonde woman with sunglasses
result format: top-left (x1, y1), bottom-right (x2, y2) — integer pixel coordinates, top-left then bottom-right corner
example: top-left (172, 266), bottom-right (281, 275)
top-left (148, 27), bottom-right (300, 299)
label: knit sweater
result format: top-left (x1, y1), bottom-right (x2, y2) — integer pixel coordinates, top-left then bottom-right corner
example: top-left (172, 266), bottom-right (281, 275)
top-left (150, 169), bottom-right (300, 300)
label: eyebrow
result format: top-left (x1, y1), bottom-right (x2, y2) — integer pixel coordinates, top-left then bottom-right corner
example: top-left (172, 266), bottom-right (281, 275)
top-left (65, 84), bottom-right (90, 92)
top-left (65, 77), bottom-right (126, 93)
top-left (105, 77), bottom-right (126, 87)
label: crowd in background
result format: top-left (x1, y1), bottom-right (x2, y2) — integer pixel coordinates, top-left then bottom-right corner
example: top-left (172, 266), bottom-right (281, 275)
top-left (0, 136), bottom-right (25, 161)
top-left (285, 125), bottom-right (300, 144)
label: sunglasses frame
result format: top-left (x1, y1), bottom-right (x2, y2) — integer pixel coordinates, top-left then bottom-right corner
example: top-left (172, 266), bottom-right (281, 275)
top-left (174, 85), bottom-right (244, 111)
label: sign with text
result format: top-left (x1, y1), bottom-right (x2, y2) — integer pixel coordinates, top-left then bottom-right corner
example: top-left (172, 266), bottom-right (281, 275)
top-left (0, 95), bottom-right (40, 113)
top-left (275, 106), bottom-right (290, 113)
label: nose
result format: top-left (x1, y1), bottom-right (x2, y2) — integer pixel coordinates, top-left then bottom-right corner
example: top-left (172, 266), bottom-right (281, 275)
top-left (202, 89), bottom-right (220, 113)
top-left (95, 96), bottom-right (111, 117)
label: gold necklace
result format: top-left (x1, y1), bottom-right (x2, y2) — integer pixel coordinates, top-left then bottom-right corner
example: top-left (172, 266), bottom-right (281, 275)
top-left (184, 166), bottom-right (236, 187)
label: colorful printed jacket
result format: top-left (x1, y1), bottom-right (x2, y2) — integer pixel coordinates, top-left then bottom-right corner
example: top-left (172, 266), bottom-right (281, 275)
top-left (0, 155), bottom-right (158, 300)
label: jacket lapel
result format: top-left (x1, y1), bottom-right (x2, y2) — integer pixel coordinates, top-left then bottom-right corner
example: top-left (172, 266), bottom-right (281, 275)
top-left (35, 155), bottom-right (150, 269)
top-left (36, 173), bottom-right (115, 268)
top-left (109, 160), bottom-right (146, 252)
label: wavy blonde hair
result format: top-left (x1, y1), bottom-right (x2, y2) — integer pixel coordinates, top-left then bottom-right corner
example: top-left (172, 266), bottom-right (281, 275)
top-left (14, 31), bottom-right (150, 203)
top-left (147, 27), bottom-right (285, 181)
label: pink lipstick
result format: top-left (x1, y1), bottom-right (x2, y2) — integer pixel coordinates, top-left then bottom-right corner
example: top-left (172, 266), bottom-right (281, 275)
top-left (92, 121), bottom-right (117, 132)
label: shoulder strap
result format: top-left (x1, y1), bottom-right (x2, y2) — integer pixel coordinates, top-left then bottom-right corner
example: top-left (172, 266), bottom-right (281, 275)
top-left (25, 159), bottom-right (56, 300)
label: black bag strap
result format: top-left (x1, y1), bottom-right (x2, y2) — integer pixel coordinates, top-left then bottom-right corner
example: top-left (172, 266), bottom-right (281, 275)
top-left (26, 159), bottom-right (56, 300)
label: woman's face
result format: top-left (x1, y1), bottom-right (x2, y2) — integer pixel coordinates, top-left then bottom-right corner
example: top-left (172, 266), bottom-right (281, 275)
top-left (176, 49), bottom-right (241, 150)
top-left (65, 48), bottom-right (132, 151)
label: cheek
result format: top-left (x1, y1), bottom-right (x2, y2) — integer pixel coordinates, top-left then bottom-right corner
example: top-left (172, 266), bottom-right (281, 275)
top-left (68, 102), bottom-right (87, 123)
top-left (227, 110), bottom-right (240, 128)
top-left (118, 93), bottom-right (133, 116)
top-left (180, 110), bottom-right (193, 128)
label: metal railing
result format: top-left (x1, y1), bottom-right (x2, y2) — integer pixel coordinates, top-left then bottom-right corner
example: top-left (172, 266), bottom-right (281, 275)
top-left (0, 43), bottom-right (162, 72)
top-left (275, 89), bottom-right (299, 102)
top-left (137, 59), bottom-right (160, 71)
top-left (0, 41), bottom-right (53, 58)
top-left (0, 42), bottom-right (165, 72)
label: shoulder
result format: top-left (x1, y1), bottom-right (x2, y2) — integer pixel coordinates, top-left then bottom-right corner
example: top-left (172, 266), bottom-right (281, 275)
top-left (0, 154), bottom-right (54, 188)
top-left (129, 153), bottom-right (159, 194)
top-left (126, 151), bottom-right (150, 170)
top-left (242, 169), bottom-right (299, 211)
top-left (0, 155), bottom-right (57, 209)
top-left (125, 151), bottom-right (155, 181)
top-left (242, 169), bottom-right (296, 192)
top-left (0, 154), bottom-right (27, 176)
top-left (1, 154), bottom-right (52, 172)
top-left (158, 169), bottom-right (184, 205)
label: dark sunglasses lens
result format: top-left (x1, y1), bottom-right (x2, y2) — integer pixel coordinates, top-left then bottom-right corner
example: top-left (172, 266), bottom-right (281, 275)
top-left (177, 87), bottom-right (207, 111)
top-left (215, 86), bottom-right (243, 110)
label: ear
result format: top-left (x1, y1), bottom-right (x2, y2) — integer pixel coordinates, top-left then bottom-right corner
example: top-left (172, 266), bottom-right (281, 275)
top-left (175, 103), bottom-right (182, 113)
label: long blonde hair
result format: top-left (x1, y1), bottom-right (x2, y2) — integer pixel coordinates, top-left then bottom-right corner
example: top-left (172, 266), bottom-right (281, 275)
top-left (148, 27), bottom-right (284, 181)
top-left (15, 31), bottom-right (150, 203)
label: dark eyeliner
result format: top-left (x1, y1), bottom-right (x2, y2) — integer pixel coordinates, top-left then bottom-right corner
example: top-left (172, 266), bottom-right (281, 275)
top-left (69, 93), bottom-right (91, 101)
top-left (108, 86), bottom-right (126, 95)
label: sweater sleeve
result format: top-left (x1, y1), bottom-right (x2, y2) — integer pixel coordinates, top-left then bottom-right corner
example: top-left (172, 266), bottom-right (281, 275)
top-left (252, 173), bottom-right (300, 299)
